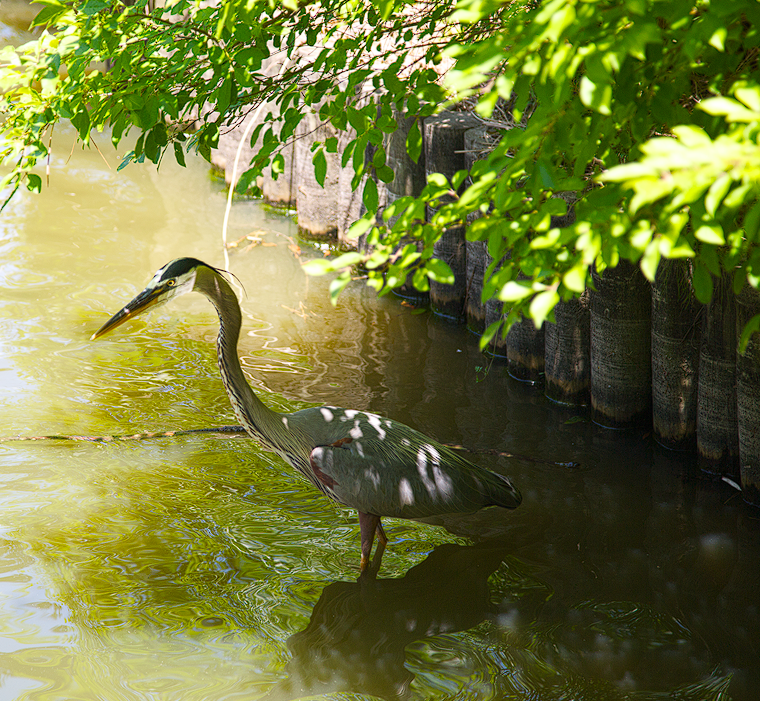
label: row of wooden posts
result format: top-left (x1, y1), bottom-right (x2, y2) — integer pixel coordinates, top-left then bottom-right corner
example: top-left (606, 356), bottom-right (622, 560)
top-left (212, 108), bottom-right (760, 507)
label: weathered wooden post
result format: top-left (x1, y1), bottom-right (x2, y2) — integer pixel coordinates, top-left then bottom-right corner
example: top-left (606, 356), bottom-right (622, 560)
top-left (262, 120), bottom-right (296, 207)
top-left (463, 126), bottom-right (492, 335)
top-left (485, 298), bottom-right (508, 359)
top-left (424, 112), bottom-right (481, 321)
top-left (697, 271), bottom-right (739, 475)
top-left (381, 108), bottom-right (427, 300)
top-left (651, 259), bottom-right (701, 450)
top-left (506, 318), bottom-right (545, 384)
top-left (590, 259), bottom-right (652, 427)
top-left (510, 196), bottom-right (576, 386)
top-left (545, 292), bottom-right (590, 405)
top-left (736, 283), bottom-right (760, 503)
top-left (295, 109), bottom-right (340, 239)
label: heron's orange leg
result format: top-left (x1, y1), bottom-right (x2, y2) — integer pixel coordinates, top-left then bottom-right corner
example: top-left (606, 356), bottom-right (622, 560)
top-left (372, 520), bottom-right (388, 567)
top-left (358, 512), bottom-right (386, 572)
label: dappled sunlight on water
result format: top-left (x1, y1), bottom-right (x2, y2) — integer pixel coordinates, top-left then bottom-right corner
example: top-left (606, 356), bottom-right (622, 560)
top-left (0, 107), bottom-right (759, 700)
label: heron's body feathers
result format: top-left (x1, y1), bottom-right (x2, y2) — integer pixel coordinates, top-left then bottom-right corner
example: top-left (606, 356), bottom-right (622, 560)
top-left (289, 406), bottom-right (520, 518)
top-left (93, 258), bottom-right (522, 572)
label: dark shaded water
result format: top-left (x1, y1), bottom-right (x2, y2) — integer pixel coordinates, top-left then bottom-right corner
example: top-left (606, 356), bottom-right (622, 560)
top-left (1, 15), bottom-right (759, 694)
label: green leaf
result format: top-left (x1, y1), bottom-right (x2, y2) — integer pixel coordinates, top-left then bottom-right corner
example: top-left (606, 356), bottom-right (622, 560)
top-left (579, 75), bottom-right (612, 115)
top-left (347, 216), bottom-right (374, 240)
top-left (700, 96), bottom-right (760, 122)
top-left (80, 0), bottom-right (109, 16)
top-left (406, 119), bottom-right (422, 164)
top-left (705, 176), bottom-right (732, 217)
top-left (498, 281), bottom-right (533, 302)
top-left (173, 142), bottom-right (186, 167)
top-left (312, 148), bottom-right (327, 187)
top-left (329, 271), bottom-right (351, 305)
top-left (425, 258), bottom-right (454, 284)
top-left (529, 289), bottom-right (559, 328)
top-left (70, 108), bottom-right (91, 140)
top-left (692, 262), bottom-right (713, 304)
top-left (563, 265), bottom-right (587, 293)
top-left (363, 178), bottom-right (378, 212)
top-left (302, 258), bottom-right (334, 276)
top-left (117, 151), bottom-right (136, 172)
top-left (332, 251), bottom-right (364, 268)
top-left (271, 153), bottom-right (285, 175)
top-left (30, 0), bottom-right (68, 28)
top-left (695, 224), bottom-right (725, 246)
top-left (26, 173), bottom-right (42, 193)
top-left (735, 87), bottom-right (760, 113)
top-left (739, 313), bottom-right (760, 354)
top-left (640, 239), bottom-right (661, 281)
top-left (479, 320), bottom-right (503, 352)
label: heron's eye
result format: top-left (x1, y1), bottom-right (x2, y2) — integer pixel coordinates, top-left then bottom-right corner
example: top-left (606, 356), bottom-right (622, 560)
top-left (166, 279), bottom-right (176, 287)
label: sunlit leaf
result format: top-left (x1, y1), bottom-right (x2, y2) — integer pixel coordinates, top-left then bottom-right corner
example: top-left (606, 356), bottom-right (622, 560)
top-left (498, 281), bottom-right (533, 302)
top-left (425, 258), bottom-right (454, 284)
top-left (529, 289), bottom-right (559, 328)
top-left (302, 258), bottom-right (334, 276)
top-left (406, 119), bottom-right (422, 164)
top-left (739, 312), bottom-right (760, 353)
top-left (695, 224), bottom-right (725, 246)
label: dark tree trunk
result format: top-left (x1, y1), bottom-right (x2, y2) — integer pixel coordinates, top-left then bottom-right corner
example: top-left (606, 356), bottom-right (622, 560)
top-left (697, 271), bottom-right (739, 475)
top-left (736, 284), bottom-right (760, 503)
top-left (651, 259), bottom-right (702, 450)
top-left (545, 293), bottom-right (590, 405)
top-left (590, 260), bottom-right (652, 428)
top-left (424, 112), bottom-right (481, 321)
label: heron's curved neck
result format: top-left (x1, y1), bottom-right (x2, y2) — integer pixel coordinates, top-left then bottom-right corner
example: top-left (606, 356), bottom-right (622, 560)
top-left (195, 268), bottom-right (282, 446)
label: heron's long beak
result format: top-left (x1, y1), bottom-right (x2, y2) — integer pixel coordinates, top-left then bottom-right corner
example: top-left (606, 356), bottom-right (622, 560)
top-left (90, 286), bottom-right (166, 341)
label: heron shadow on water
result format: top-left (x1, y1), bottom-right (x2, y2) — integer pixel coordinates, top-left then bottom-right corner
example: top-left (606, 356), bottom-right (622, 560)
top-left (92, 258), bottom-right (522, 574)
top-left (258, 539), bottom-right (516, 701)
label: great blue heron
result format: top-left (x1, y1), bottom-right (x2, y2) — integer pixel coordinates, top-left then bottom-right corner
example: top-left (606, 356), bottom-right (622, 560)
top-left (92, 258), bottom-right (521, 572)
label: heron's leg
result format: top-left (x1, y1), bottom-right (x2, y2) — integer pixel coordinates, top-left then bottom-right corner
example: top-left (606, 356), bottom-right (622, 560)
top-left (372, 521), bottom-right (388, 565)
top-left (358, 512), bottom-right (380, 572)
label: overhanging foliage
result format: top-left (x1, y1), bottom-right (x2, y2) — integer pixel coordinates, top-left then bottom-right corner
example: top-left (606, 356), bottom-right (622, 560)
top-left (2, 0), bottom-right (760, 343)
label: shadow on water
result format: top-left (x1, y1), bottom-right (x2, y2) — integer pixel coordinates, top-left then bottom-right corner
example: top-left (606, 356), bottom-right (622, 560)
top-left (261, 530), bottom-right (743, 701)
top-left (261, 541), bottom-right (508, 701)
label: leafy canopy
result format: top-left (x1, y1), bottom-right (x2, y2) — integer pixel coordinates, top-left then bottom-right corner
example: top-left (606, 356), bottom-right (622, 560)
top-left (2, 0), bottom-right (760, 341)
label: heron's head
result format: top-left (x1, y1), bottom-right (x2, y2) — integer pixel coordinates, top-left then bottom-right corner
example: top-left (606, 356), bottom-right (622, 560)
top-left (91, 257), bottom-right (214, 340)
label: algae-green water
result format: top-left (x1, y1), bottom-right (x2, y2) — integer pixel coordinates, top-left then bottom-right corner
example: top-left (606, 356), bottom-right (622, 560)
top-left (1, 18), bottom-right (759, 699)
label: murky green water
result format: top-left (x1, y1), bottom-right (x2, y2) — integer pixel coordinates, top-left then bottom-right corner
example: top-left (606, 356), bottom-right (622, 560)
top-left (2, 8), bottom-right (760, 700)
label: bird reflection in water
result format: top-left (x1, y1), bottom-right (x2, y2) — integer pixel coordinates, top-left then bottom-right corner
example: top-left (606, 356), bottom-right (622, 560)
top-left (260, 541), bottom-right (511, 701)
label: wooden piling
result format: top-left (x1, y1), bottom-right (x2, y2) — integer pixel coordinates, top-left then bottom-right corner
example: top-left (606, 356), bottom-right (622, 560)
top-left (651, 259), bottom-right (701, 450)
top-left (507, 318), bottom-right (545, 384)
top-left (736, 283), bottom-right (760, 503)
top-left (295, 109), bottom-right (340, 239)
top-left (383, 108), bottom-right (427, 301)
top-left (590, 260), bottom-right (652, 428)
top-left (545, 293), bottom-right (590, 405)
top-left (424, 112), bottom-right (482, 321)
top-left (697, 271), bottom-right (739, 475)
top-left (463, 126), bottom-right (493, 335)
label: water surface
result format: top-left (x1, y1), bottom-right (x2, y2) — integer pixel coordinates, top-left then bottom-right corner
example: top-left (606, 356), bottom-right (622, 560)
top-left (0, 43), bottom-right (759, 701)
